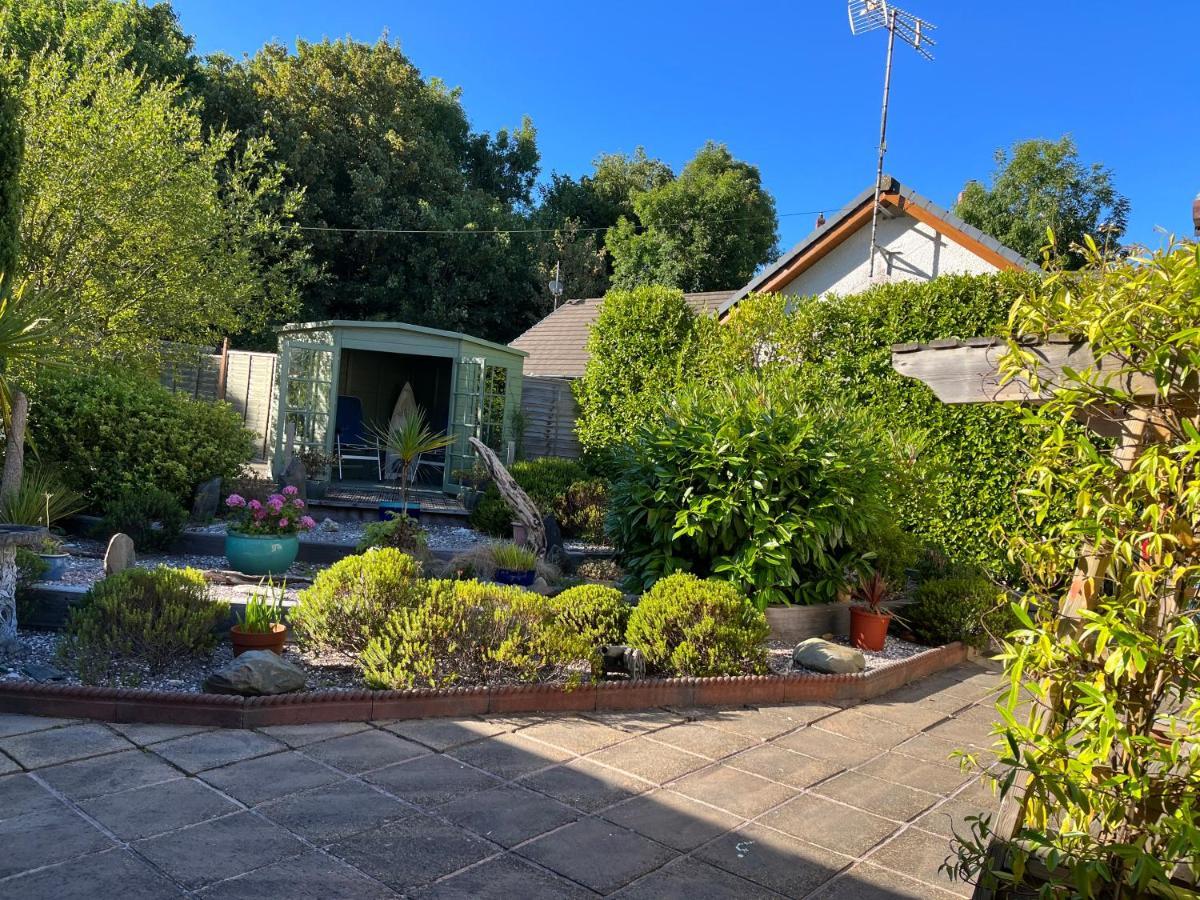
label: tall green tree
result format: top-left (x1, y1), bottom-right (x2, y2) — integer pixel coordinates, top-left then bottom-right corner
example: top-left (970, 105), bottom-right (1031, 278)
top-left (954, 135), bottom-right (1130, 268)
top-left (14, 44), bottom-right (308, 360)
top-left (606, 142), bottom-right (778, 292)
top-left (199, 37), bottom-right (545, 341)
top-left (0, 71), bottom-right (20, 288)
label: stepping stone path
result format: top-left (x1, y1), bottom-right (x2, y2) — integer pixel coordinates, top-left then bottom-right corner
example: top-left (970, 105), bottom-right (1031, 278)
top-left (0, 662), bottom-right (1006, 898)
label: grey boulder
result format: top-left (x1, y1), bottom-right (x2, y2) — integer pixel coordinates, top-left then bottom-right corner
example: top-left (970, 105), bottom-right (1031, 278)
top-left (204, 650), bottom-right (306, 696)
top-left (792, 638), bottom-right (866, 674)
top-left (103, 533), bottom-right (136, 576)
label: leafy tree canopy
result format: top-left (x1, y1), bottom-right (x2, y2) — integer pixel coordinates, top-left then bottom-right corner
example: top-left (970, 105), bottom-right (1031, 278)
top-left (199, 37), bottom-right (546, 341)
top-left (607, 142), bottom-right (779, 293)
top-left (954, 135), bottom-right (1130, 269)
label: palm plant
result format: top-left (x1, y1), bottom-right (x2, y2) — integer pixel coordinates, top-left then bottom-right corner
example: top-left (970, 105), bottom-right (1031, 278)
top-left (371, 410), bottom-right (454, 514)
top-left (0, 463), bottom-right (84, 526)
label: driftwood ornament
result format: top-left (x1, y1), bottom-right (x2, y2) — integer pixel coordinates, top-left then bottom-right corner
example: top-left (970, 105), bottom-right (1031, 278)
top-left (467, 437), bottom-right (547, 557)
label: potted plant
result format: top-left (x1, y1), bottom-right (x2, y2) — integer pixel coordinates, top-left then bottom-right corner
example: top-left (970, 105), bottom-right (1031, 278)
top-left (849, 571), bottom-right (893, 651)
top-left (491, 542), bottom-right (537, 587)
top-left (297, 449), bottom-right (334, 500)
top-left (230, 578), bottom-right (287, 656)
top-left (372, 410), bottom-right (454, 520)
top-left (36, 534), bottom-right (69, 581)
top-left (224, 486), bottom-right (315, 576)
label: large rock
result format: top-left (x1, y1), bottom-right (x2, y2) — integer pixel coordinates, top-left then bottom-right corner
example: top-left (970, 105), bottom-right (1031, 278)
top-left (792, 638), bottom-right (866, 674)
top-left (103, 533), bottom-right (136, 576)
top-left (280, 456), bottom-right (307, 501)
top-left (191, 476), bottom-right (222, 521)
top-left (204, 650), bottom-right (306, 696)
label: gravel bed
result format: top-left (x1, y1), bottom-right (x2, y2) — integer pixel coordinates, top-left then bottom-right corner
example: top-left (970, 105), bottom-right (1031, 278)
top-left (767, 634), bottom-right (931, 675)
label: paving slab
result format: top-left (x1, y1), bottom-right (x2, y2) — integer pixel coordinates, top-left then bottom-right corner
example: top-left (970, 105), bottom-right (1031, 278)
top-left (0, 806), bottom-right (113, 879)
top-left (582, 708), bottom-right (685, 733)
top-left (758, 793), bottom-right (898, 857)
top-left (107, 722), bottom-right (213, 747)
top-left (363, 753), bottom-right (501, 809)
top-left (80, 777), bottom-right (239, 841)
top-left (518, 717), bottom-right (630, 754)
top-left (0, 847), bottom-right (184, 900)
top-left (647, 722), bottom-right (757, 760)
top-left (520, 756), bottom-right (653, 812)
top-left (516, 816), bottom-right (677, 894)
top-left (151, 729), bottom-right (285, 774)
top-left (438, 784), bottom-right (578, 847)
top-left (914, 796), bottom-right (998, 840)
top-left (197, 850), bottom-right (396, 899)
top-left (812, 771), bottom-right (940, 821)
top-left (813, 709), bottom-right (920, 749)
top-left (200, 750), bottom-right (342, 806)
top-left (255, 721), bottom-right (371, 749)
top-left (669, 765), bottom-right (796, 818)
top-left (614, 855), bottom-right (781, 899)
top-left (584, 737), bottom-right (710, 784)
top-left (381, 717), bottom-right (511, 751)
top-left (809, 861), bottom-right (963, 899)
top-left (39, 748), bottom-right (182, 801)
top-left (134, 810), bottom-right (307, 890)
top-left (326, 814), bottom-right (494, 892)
top-left (856, 752), bottom-right (973, 796)
top-left (0, 723), bottom-right (133, 769)
top-left (866, 826), bottom-right (972, 897)
top-left (697, 822), bottom-right (852, 897)
top-left (300, 728), bottom-right (427, 774)
top-left (727, 744), bottom-right (842, 788)
top-left (409, 853), bottom-right (593, 899)
top-left (259, 779), bottom-right (411, 843)
top-left (447, 732), bottom-right (574, 780)
top-left (0, 773), bottom-right (61, 822)
top-left (695, 706), bottom-right (811, 740)
top-left (0, 714), bottom-right (79, 739)
top-left (602, 789), bottom-right (742, 851)
top-left (771, 726), bottom-right (883, 766)
top-left (0, 750), bottom-right (17, 775)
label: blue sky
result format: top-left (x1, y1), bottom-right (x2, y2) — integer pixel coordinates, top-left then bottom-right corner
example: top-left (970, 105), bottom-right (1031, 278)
top-left (175, 0), bottom-right (1197, 253)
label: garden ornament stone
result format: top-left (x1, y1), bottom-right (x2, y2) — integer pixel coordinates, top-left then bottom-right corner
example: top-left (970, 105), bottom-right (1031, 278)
top-left (0, 524), bottom-right (49, 646)
top-left (792, 637), bottom-right (865, 674)
top-left (203, 649), bottom-right (306, 696)
top-left (319, 517), bottom-right (340, 532)
top-left (281, 455), bottom-right (307, 501)
top-left (103, 533), bottom-right (136, 576)
top-left (192, 476), bottom-right (222, 521)
top-left (599, 644), bottom-right (647, 680)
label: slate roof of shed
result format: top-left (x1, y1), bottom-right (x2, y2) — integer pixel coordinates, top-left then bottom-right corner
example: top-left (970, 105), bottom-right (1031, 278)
top-left (509, 290), bottom-right (735, 378)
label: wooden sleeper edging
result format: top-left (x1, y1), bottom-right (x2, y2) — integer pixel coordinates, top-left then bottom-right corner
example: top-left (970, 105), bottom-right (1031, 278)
top-left (0, 643), bottom-right (968, 728)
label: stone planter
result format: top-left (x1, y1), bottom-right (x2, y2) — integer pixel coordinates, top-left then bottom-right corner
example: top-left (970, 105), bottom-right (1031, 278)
top-left (224, 532), bottom-right (299, 577)
top-left (230, 623), bottom-right (287, 657)
top-left (379, 501), bottom-right (421, 522)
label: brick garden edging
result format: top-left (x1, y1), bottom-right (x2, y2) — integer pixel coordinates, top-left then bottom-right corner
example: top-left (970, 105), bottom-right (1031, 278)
top-left (0, 642), bottom-right (967, 728)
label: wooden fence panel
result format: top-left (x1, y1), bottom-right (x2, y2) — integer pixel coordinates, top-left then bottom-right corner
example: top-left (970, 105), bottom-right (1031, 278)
top-left (161, 349), bottom-right (278, 462)
top-left (520, 376), bottom-right (581, 460)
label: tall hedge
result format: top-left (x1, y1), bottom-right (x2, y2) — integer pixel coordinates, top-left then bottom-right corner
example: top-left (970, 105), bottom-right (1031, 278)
top-left (706, 272), bottom-right (1043, 579)
top-left (0, 71), bottom-right (21, 285)
top-left (28, 367), bottom-right (254, 510)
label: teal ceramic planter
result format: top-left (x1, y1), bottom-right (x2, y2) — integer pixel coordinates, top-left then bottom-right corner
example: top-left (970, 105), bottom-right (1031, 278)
top-left (224, 531), bottom-right (299, 576)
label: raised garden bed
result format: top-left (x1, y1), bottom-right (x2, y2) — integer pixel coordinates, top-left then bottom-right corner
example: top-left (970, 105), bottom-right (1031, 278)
top-left (0, 641), bottom-right (967, 727)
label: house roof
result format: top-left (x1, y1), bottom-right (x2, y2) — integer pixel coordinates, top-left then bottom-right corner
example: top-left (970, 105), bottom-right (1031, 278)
top-left (717, 175), bottom-right (1038, 317)
top-left (509, 290), bottom-right (735, 378)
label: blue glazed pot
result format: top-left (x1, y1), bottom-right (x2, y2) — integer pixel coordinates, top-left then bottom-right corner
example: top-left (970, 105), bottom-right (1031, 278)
top-left (494, 568), bottom-right (536, 587)
top-left (379, 502), bottom-right (421, 522)
top-left (225, 531), bottom-right (299, 576)
top-left (38, 553), bottom-right (69, 581)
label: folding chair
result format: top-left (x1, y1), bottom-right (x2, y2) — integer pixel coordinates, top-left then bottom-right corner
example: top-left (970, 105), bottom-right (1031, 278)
top-left (334, 395), bottom-right (383, 480)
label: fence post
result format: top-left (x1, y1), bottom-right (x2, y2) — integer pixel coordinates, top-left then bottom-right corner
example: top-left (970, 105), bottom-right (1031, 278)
top-left (216, 337), bottom-right (230, 401)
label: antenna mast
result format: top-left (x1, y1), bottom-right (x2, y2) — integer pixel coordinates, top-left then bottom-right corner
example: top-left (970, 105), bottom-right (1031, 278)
top-left (847, 0), bottom-right (936, 279)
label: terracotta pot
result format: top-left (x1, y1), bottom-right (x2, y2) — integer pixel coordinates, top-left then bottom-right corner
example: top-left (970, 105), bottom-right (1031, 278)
top-left (849, 606), bottom-right (891, 652)
top-left (230, 623), bottom-right (287, 656)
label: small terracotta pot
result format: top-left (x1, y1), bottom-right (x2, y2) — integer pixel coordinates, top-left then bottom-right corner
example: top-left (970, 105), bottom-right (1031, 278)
top-left (230, 623), bottom-right (287, 656)
top-left (849, 606), bottom-right (891, 652)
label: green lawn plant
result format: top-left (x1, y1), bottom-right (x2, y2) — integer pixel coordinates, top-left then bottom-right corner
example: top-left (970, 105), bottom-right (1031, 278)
top-left (947, 240), bottom-right (1200, 897)
top-left (608, 372), bottom-right (896, 607)
top-left (490, 542), bottom-right (536, 573)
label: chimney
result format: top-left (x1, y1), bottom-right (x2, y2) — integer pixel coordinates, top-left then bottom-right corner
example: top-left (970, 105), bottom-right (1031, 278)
top-left (815, 212), bottom-right (826, 229)
top-left (1193, 191), bottom-right (1200, 237)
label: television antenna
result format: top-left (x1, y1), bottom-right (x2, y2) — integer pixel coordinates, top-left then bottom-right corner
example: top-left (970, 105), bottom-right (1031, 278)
top-left (548, 260), bottom-right (564, 310)
top-left (847, 0), bottom-right (936, 278)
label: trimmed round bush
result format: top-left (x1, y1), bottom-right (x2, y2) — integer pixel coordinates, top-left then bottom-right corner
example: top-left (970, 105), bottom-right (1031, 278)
top-left (624, 573), bottom-right (769, 676)
top-left (549, 584), bottom-right (629, 649)
top-left (360, 579), bottom-right (576, 689)
top-left (904, 574), bottom-right (1014, 650)
top-left (98, 486), bottom-right (187, 551)
top-left (291, 549), bottom-right (425, 655)
top-left (59, 566), bottom-right (228, 684)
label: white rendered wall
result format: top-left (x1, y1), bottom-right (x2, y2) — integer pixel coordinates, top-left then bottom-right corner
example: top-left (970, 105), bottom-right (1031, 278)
top-left (780, 212), bottom-right (999, 299)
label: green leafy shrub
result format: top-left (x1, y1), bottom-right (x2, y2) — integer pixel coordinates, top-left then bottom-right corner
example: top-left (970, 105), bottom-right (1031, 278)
top-left (575, 556), bottom-right (623, 583)
top-left (903, 574), bottom-right (1012, 650)
top-left (548, 584), bottom-right (629, 675)
top-left (290, 549), bottom-right (425, 655)
top-left (360, 580), bottom-right (576, 689)
top-left (609, 372), bottom-right (897, 607)
top-left (574, 284), bottom-right (715, 457)
top-left (700, 275), bottom-right (1043, 580)
top-left (624, 573), bottom-right (768, 676)
top-left (468, 456), bottom-right (603, 540)
top-left (28, 366), bottom-right (254, 510)
top-left (490, 542), bottom-right (536, 571)
top-left (98, 486), bottom-right (187, 551)
top-left (355, 515), bottom-right (431, 564)
top-left (59, 566), bottom-right (227, 684)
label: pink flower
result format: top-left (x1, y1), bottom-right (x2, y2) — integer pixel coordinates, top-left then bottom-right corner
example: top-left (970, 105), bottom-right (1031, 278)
top-left (267, 497), bottom-right (284, 513)
top-left (253, 507), bottom-right (267, 520)
top-left (292, 498), bottom-right (305, 510)
top-left (282, 485), bottom-right (299, 496)
top-left (279, 518), bottom-right (289, 528)
top-left (299, 515), bottom-right (316, 530)
top-left (248, 499), bottom-right (262, 511)
top-left (224, 494), bottom-right (246, 507)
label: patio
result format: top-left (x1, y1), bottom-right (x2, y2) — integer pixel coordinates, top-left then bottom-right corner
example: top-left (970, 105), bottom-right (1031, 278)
top-left (0, 662), bottom-right (1004, 899)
